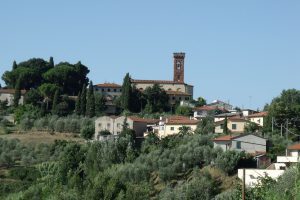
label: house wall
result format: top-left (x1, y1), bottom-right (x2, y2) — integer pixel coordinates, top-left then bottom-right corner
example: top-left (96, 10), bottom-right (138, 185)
top-left (232, 134), bottom-right (266, 153)
top-left (0, 93), bottom-right (24, 106)
top-left (94, 86), bottom-right (122, 98)
top-left (288, 150), bottom-right (300, 157)
top-left (133, 83), bottom-right (193, 97)
top-left (158, 124), bottom-right (197, 138)
top-left (227, 121), bottom-right (246, 133)
top-left (215, 124), bottom-right (224, 134)
top-left (238, 169), bottom-right (284, 188)
top-left (194, 110), bottom-right (208, 119)
top-left (249, 117), bottom-right (264, 127)
top-left (94, 116), bottom-right (115, 140)
top-left (213, 141), bottom-right (231, 151)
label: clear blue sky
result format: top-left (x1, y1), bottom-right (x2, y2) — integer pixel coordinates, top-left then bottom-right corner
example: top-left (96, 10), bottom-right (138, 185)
top-left (1, 1), bottom-right (299, 110)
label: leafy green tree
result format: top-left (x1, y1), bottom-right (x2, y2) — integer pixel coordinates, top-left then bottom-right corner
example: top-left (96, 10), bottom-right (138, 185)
top-left (144, 84), bottom-right (170, 113)
top-left (193, 97), bottom-right (207, 107)
top-left (38, 83), bottom-right (60, 110)
top-left (80, 84), bottom-right (87, 115)
top-left (175, 106), bottom-right (192, 116)
top-left (24, 89), bottom-right (42, 106)
top-left (120, 73), bottom-right (132, 111)
top-left (13, 77), bottom-right (21, 107)
top-left (2, 58), bottom-right (51, 89)
top-left (86, 81), bottom-right (95, 117)
top-left (195, 117), bottom-right (215, 134)
top-left (80, 125), bottom-right (95, 140)
top-left (43, 62), bottom-right (89, 95)
top-left (245, 121), bottom-right (259, 133)
top-left (215, 150), bottom-right (243, 175)
top-left (265, 89), bottom-right (300, 134)
top-left (179, 126), bottom-right (192, 135)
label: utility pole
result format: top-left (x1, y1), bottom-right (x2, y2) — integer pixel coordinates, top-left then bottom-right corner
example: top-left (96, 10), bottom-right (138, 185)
top-left (242, 168), bottom-right (246, 200)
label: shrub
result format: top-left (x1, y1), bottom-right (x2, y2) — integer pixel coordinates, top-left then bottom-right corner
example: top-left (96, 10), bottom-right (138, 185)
top-left (80, 125), bottom-right (95, 140)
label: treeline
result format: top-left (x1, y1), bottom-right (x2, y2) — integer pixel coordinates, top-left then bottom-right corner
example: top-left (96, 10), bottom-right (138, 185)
top-left (2, 131), bottom-right (257, 199)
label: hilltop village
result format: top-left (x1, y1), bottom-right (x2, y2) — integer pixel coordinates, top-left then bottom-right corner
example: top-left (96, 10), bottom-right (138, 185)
top-left (0, 54), bottom-right (300, 199)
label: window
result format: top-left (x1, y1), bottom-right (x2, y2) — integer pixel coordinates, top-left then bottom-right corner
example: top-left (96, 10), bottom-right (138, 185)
top-left (170, 127), bottom-right (174, 131)
top-left (232, 124), bottom-right (237, 130)
top-left (107, 123), bottom-right (111, 129)
top-left (179, 97), bottom-right (182, 100)
top-left (117, 123), bottom-right (121, 128)
top-left (98, 123), bottom-right (102, 127)
top-left (102, 88), bottom-right (105, 92)
top-left (236, 141), bottom-right (241, 149)
top-left (176, 61), bottom-right (181, 70)
top-left (114, 89), bottom-right (117, 92)
top-left (108, 88), bottom-right (111, 92)
top-left (172, 97), bottom-right (175, 100)
top-left (120, 89), bottom-right (122, 92)
top-left (185, 97), bottom-right (189, 100)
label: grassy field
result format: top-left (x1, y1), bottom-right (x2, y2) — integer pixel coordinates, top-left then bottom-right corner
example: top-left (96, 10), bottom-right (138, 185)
top-left (0, 131), bottom-right (85, 145)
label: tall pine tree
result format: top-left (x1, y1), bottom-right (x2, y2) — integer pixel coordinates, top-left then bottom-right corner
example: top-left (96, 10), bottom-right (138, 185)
top-left (86, 81), bottom-right (95, 117)
top-left (80, 84), bottom-right (87, 115)
top-left (223, 116), bottom-right (228, 134)
top-left (75, 91), bottom-right (81, 115)
top-left (95, 93), bottom-right (106, 116)
top-left (13, 77), bottom-right (21, 107)
top-left (52, 89), bottom-right (59, 114)
top-left (120, 73), bottom-right (132, 111)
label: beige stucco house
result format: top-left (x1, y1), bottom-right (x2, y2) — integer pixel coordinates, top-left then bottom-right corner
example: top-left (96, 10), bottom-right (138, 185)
top-left (247, 111), bottom-right (268, 127)
top-left (94, 116), bottom-right (147, 140)
top-left (158, 116), bottom-right (198, 138)
top-left (0, 89), bottom-right (26, 106)
top-left (215, 117), bottom-right (249, 134)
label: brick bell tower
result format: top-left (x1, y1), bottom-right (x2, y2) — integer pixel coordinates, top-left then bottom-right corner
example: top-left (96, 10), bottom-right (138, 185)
top-left (173, 52), bottom-right (185, 83)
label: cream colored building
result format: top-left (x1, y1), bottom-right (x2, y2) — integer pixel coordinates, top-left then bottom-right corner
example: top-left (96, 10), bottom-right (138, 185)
top-left (0, 89), bottom-right (26, 106)
top-left (94, 116), bottom-right (147, 140)
top-left (158, 116), bottom-right (198, 138)
top-left (247, 112), bottom-right (268, 127)
top-left (215, 118), bottom-right (249, 134)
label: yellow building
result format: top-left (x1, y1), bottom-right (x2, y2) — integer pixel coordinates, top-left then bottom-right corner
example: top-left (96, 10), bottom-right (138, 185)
top-left (158, 116), bottom-right (198, 138)
top-left (215, 117), bottom-right (249, 134)
top-left (247, 112), bottom-right (268, 127)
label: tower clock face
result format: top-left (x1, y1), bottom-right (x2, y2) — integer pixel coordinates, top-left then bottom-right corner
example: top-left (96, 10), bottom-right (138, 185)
top-left (176, 61), bottom-right (181, 70)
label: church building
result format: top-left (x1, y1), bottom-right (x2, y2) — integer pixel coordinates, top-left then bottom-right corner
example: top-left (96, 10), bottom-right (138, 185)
top-left (131, 53), bottom-right (194, 104)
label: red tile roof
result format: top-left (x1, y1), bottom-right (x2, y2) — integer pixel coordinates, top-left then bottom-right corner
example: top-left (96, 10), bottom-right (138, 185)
top-left (95, 83), bottom-right (121, 88)
top-left (0, 89), bottom-right (27, 95)
top-left (287, 143), bottom-right (300, 150)
top-left (131, 79), bottom-right (193, 86)
top-left (248, 112), bottom-right (268, 118)
top-left (166, 119), bottom-right (199, 125)
top-left (213, 135), bottom-right (234, 141)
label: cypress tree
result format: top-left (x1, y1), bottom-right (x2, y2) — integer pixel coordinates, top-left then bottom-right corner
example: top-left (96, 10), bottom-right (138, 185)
top-left (13, 77), bottom-right (21, 107)
top-left (120, 73), bottom-right (132, 111)
top-left (80, 84), bottom-right (87, 115)
top-left (223, 116), bottom-right (228, 134)
top-left (95, 93), bottom-right (106, 116)
top-left (86, 81), bottom-right (95, 117)
top-left (49, 57), bottom-right (54, 68)
top-left (12, 61), bottom-right (17, 70)
top-left (75, 91), bottom-right (81, 115)
top-left (52, 89), bottom-right (59, 114)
